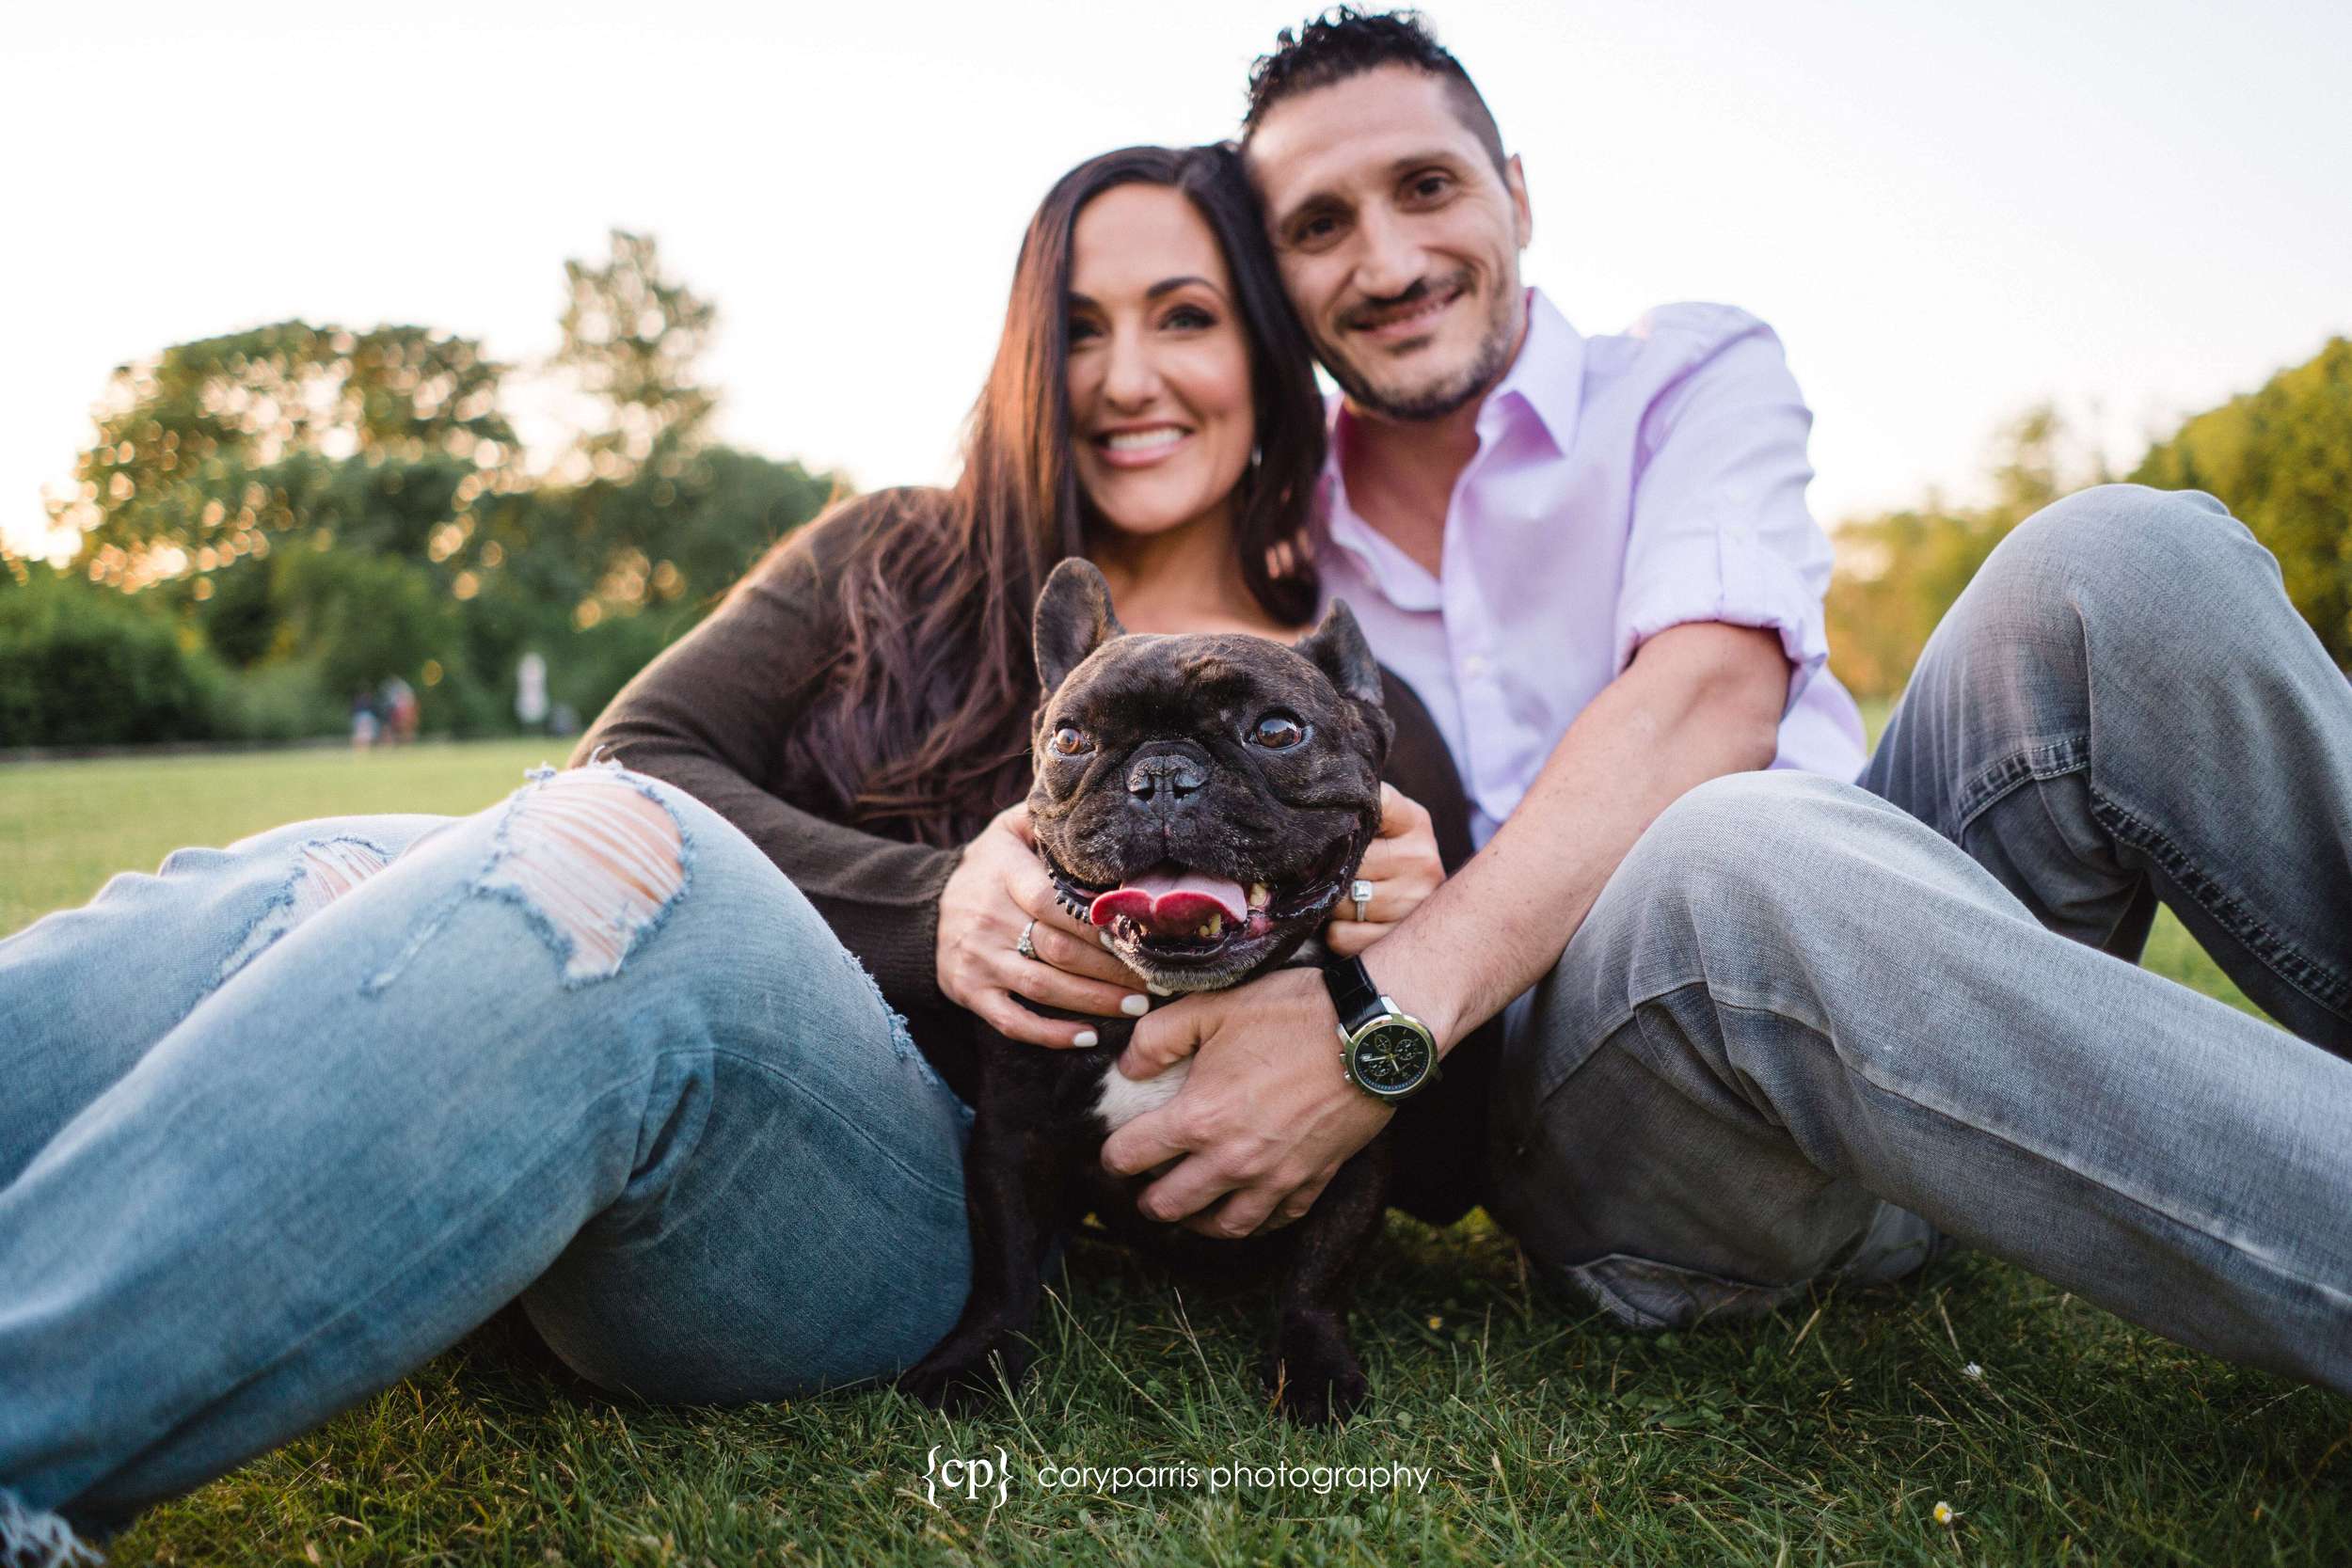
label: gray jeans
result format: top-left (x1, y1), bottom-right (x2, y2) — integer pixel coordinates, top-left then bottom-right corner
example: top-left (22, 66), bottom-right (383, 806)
top-left (1483, 483), bottom-right (2352, 1393)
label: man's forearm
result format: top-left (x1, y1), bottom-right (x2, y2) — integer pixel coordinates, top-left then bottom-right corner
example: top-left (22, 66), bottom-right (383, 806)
top-left (1364, 623), bottom-right (1789, 1048)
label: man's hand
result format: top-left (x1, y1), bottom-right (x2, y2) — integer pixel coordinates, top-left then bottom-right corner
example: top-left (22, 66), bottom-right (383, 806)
top-left (1099, 968), bottom-right (1393, 1237)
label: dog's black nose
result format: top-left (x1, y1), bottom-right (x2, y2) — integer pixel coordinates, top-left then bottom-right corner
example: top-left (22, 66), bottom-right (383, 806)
top-left (1127, 744), bottom-right (1209, 806)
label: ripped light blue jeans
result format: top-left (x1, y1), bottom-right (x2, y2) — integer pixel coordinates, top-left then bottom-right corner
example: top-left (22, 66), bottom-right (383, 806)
top-left (1485, 483), bottom-right (2352, 1390)
top-left (0, 759), bottom-right (977, 1550)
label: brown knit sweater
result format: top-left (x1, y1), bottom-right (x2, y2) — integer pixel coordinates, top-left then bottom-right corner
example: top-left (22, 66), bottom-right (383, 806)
top-left (574, 489), bottom-right (1496, 1224)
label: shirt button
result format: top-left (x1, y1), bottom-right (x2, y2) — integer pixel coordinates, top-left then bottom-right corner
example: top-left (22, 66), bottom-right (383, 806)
top-left (1463, 654), bottom-right (1488, 679)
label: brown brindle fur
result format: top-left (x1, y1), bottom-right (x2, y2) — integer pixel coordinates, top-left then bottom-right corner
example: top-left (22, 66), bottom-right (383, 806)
top-left (895, 560), bottom-right (1398, 1423)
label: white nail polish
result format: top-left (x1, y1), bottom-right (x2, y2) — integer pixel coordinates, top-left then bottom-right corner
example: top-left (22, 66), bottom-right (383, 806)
top-left (1147, 981), bottom-right (1173, 997)
top-left (1073, 1029), bottom-right (1100, 1048)
top-left (1120, 994), bottom-right (1150, 1016)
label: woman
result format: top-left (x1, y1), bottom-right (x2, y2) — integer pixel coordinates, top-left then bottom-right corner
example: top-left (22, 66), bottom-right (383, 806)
top-left (0, 145), bottom-right (1478, 1551)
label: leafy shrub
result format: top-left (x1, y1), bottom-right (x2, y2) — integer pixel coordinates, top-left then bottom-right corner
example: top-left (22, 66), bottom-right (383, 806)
top-left (210, 658), bottom-right (344, 743)
top-left (0, 569), bottom-right (222, 747)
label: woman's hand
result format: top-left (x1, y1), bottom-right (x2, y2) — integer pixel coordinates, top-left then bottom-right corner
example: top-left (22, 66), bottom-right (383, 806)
top-left (937, 801), bottom-right (1152, 1047)
top-left (1324, 783), bottom-right (1444, 958)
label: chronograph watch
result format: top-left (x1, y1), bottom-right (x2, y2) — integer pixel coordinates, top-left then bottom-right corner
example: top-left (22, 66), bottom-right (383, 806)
top-left (1321, 956), bottom-right (1441, 1102)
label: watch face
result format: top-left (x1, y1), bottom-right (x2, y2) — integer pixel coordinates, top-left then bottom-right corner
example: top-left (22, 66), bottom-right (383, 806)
top-left (1352, 1022), bottom-right (1432, 1093)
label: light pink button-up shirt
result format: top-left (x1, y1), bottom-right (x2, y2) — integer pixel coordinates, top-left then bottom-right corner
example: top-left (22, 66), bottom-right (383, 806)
top-left (1313, 288), bottom-right (1867, 847)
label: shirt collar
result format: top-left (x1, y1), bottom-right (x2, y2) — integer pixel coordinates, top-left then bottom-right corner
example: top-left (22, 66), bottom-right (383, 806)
top-left (1486, 286), bottom-right (1585, 455)
top-left (1313, 285), bottom-right (1586, 576)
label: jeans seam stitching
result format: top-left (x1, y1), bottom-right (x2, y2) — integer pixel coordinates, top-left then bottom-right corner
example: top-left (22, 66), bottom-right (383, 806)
top-left (109, 1069), bottom-right (660, 1483)
top-left (1950, 736), bottom-right (2090, 838)
top-left (705, 1045), bottom-right (969, 1205)
top-left (1699, 995), bottom-right (2352, 1307)
top-left (2087, 785), bottom-right (2351, 1018)
top-left (1527, 999), bottom-right (1641, 1110)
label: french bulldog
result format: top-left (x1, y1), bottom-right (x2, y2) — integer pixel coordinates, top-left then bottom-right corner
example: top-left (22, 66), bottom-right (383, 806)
top-left (895, 557), bottom-right (1398, 1425)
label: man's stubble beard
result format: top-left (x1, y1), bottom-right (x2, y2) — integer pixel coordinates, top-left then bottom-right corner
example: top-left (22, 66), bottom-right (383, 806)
top-left (1319, 276), bottom-right (1522, 424)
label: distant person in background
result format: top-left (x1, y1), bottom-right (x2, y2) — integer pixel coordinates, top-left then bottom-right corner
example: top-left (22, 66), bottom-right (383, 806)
top-left (515, 650), bottom-right (549, 734)
top-left (348, 689), bottom-right (379, 751)
top-left (379, 676), bottom-right (420, 745)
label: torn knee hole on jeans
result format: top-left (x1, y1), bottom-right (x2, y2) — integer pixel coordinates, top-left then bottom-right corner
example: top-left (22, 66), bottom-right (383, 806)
top-left (485, 772), bottom-right (685, 978)
top-left (218, 836), bottom-right (394, 985)
top-left (364, 764), bottom-right (689, 995)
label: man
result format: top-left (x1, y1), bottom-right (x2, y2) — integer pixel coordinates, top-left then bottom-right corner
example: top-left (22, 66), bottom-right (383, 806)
top-left (1100, 7), bottom-right (2352, 1390)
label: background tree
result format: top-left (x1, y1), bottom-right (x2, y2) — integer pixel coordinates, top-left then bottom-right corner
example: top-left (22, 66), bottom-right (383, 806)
top-left (550, 230), bottom-right (718, 482)
top-left (1823, 342), bottom-right (2350, 704)
top-left (2130, 337), bottom-right (2352, 666)
top-left (2, 231), bottom-right (834, 749)
top-left (56, 324), bottom-right (515, 590)
top-left (1824, 404), bottom-right (2112, 699)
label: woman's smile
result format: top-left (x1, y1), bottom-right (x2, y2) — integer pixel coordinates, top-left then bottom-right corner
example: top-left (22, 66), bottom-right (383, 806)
top-left (1093, 422), bottom-right (1196, 467)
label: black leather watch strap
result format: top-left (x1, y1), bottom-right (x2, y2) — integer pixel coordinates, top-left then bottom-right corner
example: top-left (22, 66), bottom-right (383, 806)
top-left (1322, 954), bottom-right (1387, 1034)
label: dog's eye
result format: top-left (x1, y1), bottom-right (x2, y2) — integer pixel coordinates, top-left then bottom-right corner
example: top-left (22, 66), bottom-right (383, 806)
top-left (1249, 712), bottom-right (1307, 750)
top-left (1049, 725), bottom-right (1092, 757)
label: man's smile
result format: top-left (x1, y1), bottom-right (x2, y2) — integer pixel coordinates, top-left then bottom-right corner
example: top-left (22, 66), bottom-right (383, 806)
top-left (1343, 277), bottom-right (1469, 344)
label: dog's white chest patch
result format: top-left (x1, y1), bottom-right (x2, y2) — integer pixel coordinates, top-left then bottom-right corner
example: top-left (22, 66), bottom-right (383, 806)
top-left (1092, 1057), bottom-right (1190, 1132)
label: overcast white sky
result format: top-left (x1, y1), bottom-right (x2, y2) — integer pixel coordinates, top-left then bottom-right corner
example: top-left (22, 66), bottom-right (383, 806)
top-left (6, 0), bottom-right (2347, 561)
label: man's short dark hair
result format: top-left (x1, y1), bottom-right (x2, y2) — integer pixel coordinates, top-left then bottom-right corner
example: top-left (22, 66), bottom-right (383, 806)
top-left (1241, 8), bottom-right (1509, 182)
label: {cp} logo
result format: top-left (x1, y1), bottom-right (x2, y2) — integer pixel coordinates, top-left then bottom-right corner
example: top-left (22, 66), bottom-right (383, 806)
top-left (923, 1445), bottom-right (1011, 1508)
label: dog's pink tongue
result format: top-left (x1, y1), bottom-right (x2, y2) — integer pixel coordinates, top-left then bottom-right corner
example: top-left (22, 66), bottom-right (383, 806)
top-left (1088, 865), bottom-right (1248, 931)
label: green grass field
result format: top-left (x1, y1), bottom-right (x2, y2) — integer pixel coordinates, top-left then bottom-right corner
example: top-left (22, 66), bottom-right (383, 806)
top-left (4, 738), bottom-right (2338, 1566)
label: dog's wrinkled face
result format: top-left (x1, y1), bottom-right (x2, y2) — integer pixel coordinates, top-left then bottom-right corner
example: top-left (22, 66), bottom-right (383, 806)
top-left (1027, 559), bottom-right (1392, 992)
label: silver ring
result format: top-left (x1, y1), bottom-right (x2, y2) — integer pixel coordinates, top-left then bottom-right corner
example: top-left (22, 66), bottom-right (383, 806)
top-left (1015, 917), bottom-right (1038, 959)
top-left (1350, 879), bottom-right (1374, 923)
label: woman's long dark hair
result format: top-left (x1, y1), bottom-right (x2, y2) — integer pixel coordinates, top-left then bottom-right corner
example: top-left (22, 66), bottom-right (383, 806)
top-left (779, 144), bottom-right (1328, 847)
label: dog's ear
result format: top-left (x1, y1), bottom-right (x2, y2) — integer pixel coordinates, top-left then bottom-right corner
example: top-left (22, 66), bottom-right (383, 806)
top-left (1293, 598), bottom-right (1383, 705)
top-left (1033, 558), bottom-right (1126, 696)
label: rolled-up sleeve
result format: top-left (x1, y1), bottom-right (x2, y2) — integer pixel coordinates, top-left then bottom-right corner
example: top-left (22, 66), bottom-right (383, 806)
top-left (1611, 311), bottom-right (1835, 718)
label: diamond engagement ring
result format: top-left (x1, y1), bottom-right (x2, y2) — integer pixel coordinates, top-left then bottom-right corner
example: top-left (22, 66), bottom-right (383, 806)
top-left (1350, 879), bottom-right (1374, 923)
top-left (1015, 917), bottom-right (1038, 958)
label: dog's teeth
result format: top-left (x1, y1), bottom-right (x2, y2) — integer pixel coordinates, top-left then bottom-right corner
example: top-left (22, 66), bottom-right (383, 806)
top-left (1248, 882), bottom-right (1270, 910)
top-left (1200, 913), bottom-right (1223, 939)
